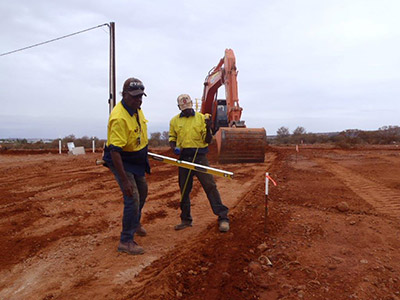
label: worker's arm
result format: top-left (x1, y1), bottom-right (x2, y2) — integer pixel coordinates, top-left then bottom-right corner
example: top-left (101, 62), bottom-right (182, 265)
top-left (169, 118), bottom-right (181, 155)
top-left (110, 150), bottom-right (133, 197)
top-left (169, 141), bottom-right (176, 151)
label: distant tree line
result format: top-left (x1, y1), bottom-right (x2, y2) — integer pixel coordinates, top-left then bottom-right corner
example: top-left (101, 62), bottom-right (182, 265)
top-left (59, 135), bottom-right (104, 149)
top-left (271, 125), bottom-right (400, 147)
top-left (2, 126), bottom-right (399, 150)
top-left (148, 131), bottom-right (170, 147)
top-left (0, 132), bottom-right (171, 150)
top-left (0, 135), bottom-right (105, 150)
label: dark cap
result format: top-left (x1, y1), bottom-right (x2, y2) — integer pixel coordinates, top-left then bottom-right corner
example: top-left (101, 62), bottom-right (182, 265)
top-left (123, 78), bottom-right (147, 97)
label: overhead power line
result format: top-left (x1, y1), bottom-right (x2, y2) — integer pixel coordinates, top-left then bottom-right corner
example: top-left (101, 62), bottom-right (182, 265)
top-left (0, 23), bottom-right (109, 57)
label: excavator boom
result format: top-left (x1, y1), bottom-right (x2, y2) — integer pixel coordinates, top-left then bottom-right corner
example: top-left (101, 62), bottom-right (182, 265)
top-left (201, 49), bottom-right (266, 163)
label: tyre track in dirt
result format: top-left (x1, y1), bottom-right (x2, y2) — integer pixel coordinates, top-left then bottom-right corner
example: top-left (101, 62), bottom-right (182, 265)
top-left (315, 158), bottom-right (400, 218)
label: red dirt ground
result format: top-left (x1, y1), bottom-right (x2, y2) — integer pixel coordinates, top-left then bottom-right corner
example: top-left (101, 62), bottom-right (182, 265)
top-left (1, 145), bottom-right (400, 300)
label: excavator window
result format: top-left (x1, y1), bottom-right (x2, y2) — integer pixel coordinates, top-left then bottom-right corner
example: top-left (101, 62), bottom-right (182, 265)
top-left (216, 101), bottom-right (228, 130)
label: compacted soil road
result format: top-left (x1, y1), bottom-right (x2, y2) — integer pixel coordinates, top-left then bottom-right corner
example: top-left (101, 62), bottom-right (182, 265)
top-left (0, 146), bottom-right (399, 299)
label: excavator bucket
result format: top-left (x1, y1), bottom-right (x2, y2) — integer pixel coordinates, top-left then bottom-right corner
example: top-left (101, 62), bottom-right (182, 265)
top-left (215, 128), bottom-right (266, 163)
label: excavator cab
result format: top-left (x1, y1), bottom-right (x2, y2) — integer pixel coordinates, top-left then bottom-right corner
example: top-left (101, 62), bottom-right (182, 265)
top-left (214, 100), bottom-right (229, 133)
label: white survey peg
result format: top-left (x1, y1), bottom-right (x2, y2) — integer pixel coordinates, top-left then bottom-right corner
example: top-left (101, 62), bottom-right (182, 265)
top-left (264, 172), bottom-right (277, 233)
top-left (264, 172), bottom-right (269, 233)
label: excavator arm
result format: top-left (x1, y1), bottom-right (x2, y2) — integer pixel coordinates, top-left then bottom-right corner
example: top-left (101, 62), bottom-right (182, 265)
top-left (201, 49), bottom-right (244, 133)
top-left (200, 49), bottom-right (266, 163)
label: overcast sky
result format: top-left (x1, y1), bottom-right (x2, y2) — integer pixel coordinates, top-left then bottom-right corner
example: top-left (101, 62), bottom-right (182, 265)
top-left (1, 0), bottom-right (399, 139)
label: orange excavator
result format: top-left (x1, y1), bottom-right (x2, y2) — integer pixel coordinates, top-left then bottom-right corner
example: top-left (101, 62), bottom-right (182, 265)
top-left (201, 48), bottom-right (266, 163)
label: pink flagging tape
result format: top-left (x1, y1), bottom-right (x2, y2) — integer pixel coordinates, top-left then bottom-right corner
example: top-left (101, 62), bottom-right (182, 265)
top-left (266, 174), bottom-right (277, 186)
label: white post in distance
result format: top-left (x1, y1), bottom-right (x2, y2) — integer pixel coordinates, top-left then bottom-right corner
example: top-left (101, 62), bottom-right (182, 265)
top-left (92, 137), bottom-right (95, 153)
top-left (59, 138), bottom-right (62, 154)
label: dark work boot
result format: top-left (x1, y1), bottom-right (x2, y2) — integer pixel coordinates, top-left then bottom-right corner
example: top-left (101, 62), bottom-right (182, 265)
top-left (117, 241), bottom-right (144, 255)
top-left (174, 221), bottom-right (192, 231)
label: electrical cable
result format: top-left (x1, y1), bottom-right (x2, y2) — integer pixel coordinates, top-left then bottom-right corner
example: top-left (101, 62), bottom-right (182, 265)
top-left (0, 23), bottom-right (109, 57)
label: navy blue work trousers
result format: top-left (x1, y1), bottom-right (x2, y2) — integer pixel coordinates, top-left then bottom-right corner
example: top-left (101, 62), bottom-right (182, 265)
top-left (109, 166), bottom-right (147, 242)
top-left (178, 154), bottom-right (229, 223)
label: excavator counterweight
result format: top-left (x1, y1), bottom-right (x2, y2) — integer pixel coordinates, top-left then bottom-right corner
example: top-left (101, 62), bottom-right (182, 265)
top-left (201, 49), bottom-right (266, 163)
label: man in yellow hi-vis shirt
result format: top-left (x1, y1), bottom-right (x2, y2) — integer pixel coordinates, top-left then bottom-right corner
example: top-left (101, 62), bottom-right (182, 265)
top-left (169, 94), bottom-right (229, 232)
top-left (102, 77), bottom-right (150, 255)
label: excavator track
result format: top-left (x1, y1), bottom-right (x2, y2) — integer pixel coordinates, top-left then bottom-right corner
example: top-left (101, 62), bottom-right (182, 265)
top-left (215, 128), bottom-right (266, 163)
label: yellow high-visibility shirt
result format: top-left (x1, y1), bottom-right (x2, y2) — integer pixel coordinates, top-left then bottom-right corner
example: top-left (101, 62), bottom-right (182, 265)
top-left (169, 112), bottom-right (208, 148)
top-left (106, 102), bottom-right (148, 151)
